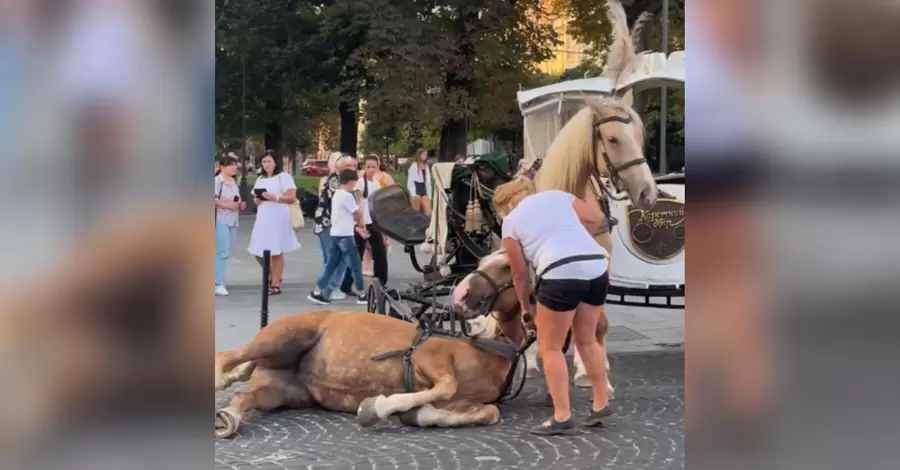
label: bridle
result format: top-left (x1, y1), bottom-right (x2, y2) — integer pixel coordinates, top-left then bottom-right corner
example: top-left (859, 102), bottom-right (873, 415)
top-left (468, 269), bottom-right (514, 316)
top-left (591, 114), bottom-right (646, 197)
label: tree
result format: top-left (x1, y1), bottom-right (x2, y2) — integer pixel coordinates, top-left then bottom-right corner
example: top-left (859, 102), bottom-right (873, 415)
top-left (216, 0), bottom-right (338, 155)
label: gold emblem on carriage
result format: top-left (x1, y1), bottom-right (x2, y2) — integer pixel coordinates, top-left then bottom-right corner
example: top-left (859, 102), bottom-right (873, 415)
top-left (626, 199), bottom-right (685, 261)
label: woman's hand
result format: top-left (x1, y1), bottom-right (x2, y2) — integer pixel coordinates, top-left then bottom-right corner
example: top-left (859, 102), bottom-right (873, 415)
top-left (355, 225), bottom-right (370, 239)
top-left (262, 192), bottom-right (279, 202)
top-left (254, 197), bottom-right (263, 206)
top-left (239, 201), bottom-right (247, 211)
top-left (521, 305), bottom-right (536, 331)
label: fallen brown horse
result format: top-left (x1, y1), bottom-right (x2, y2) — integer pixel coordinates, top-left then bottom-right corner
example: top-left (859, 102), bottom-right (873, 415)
top-left (214, 306), bottom-right (527, 437)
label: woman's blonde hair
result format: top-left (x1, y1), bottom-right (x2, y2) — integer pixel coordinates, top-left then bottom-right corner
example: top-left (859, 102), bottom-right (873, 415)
top-left (493, 177), bottom-right (535, 212)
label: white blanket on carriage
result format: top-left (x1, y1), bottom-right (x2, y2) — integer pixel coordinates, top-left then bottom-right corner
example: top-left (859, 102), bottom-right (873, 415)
top-left (420, 163), bottom-right (456, 276)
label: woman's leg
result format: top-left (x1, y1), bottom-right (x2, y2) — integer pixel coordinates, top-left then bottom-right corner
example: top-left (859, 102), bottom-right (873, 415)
top-left (421, 197), bottom-right (433, 217)
top-left (271, 255), bottom-right (284, 287)
top-left (368, 226), bottom-right (389, 285)
top-left (215, 222), bottom-right (230, 287)
top-left (410, 196), bottom-right (422, 213)
top-left (535, 303), bottom-right (577, 422)
top-left (572, 302), bottom-right (610, 411)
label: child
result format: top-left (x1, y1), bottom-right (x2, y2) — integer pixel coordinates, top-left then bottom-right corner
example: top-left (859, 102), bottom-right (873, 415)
top-left (308, 169), bottom-right (369, 305)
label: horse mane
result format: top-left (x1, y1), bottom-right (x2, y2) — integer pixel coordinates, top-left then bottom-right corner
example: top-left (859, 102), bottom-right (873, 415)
top-left (533, 99), bottom-right (642, 199)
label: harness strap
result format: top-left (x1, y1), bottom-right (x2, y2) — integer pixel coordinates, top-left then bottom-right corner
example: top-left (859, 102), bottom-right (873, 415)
top-left (537, 254), bottom-right (608, 279)
top-left (370, 328), bottom-right (432, 393)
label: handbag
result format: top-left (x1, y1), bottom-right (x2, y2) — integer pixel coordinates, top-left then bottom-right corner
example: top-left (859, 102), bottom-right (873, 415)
top-left (280, 173), bottom-right (305, 230)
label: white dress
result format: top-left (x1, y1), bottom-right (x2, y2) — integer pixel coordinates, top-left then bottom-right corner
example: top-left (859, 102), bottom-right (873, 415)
top-left (248, 172), bottom-right (301, 257)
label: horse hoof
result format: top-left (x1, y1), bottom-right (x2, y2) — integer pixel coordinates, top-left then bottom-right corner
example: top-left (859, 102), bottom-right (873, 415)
top-left (525, 368), bottom-right (541, 379)
top-left (573, 375), bottom-right (593, 388)
top-left (215, 407), bottom-right (241, 438)
top-left (357, 396), bottom-right (383, 428)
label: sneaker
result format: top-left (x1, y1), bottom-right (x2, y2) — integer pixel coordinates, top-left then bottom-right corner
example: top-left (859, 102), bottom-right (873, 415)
top-left (330, 291), bottom-right (347, 301)
top-left (215, 285), bottom-right (229, 296)
top-left (307, 291), bottom-right (331, 305)
top-left (356, 292), bottom-right (368, 305)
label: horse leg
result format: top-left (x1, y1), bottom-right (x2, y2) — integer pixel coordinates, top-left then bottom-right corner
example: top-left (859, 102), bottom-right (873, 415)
top-left (357, 375), bottom-right (458, 427)
top-left (573, 307), bottom-right (614, 397)
top-left (524, 342), bottom-right (541, 378)
top-left (215, 316), bottom-right (320, 390)
top-left (215, 368), bottom-right (315, 438)
top-left (397, 400), bottom-right (500, 428)
top-left (218, 361), bottom-right (257, 390)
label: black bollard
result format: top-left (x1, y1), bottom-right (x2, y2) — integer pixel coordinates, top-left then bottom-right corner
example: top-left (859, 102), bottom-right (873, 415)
top-left (261, 250), bottom-right (271, 329)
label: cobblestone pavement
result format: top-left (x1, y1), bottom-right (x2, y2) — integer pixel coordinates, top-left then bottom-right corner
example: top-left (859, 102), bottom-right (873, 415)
top-left (214, 351), bottom-right (684, 470)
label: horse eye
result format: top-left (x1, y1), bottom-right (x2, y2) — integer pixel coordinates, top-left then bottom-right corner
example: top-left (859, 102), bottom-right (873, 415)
top-left (607, 136), bottom-right (619, 145)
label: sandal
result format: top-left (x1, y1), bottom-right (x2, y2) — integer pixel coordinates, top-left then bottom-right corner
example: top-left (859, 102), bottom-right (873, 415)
top-left (530, 416), bottom-right (577, 436)
top-left (583, 405), bottom-right (613, 428)
top-left (268, 285), bottom-right (282, 295)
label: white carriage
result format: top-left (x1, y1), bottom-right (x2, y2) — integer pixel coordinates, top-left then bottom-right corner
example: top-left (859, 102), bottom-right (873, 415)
top-left (517, 51), bottom-right (686, 308)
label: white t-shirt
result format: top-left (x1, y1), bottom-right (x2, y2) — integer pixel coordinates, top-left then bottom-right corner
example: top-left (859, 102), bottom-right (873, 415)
top-left (502, 190), bottom-right (608, 280)
top-left (330, 189), bottom-right (358, 236)
top-left (355, 176), bottom-right (383, 225)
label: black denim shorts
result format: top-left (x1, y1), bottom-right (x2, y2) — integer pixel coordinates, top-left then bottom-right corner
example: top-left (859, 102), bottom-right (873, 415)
top-left (536, 272), bottom-right (609, 312)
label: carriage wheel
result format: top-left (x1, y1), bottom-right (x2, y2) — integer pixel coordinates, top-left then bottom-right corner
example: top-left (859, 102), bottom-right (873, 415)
top-left (366, 279), bottom-right (387, 315)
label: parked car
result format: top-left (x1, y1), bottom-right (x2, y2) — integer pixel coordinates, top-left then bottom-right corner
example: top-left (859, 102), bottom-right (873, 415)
top-left (301, 160), bottom-right (329, 176)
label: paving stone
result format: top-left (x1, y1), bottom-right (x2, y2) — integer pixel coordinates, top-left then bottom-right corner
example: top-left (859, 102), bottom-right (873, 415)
top-left (214, 351), bottom-right (684, 470)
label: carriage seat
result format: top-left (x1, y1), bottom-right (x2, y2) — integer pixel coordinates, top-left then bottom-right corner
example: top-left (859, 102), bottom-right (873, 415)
top-left (369, 184), bottom-right (430, 246)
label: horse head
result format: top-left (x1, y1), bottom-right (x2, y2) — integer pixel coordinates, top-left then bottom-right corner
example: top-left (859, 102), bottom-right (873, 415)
top-left (532, 0), bottom-right (658, 209)
top-left (452, 250), bottom-right (521, 340)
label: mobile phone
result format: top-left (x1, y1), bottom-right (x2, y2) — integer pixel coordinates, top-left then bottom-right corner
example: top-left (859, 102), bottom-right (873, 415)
top-left (253, 188), bottom-right (266, 199)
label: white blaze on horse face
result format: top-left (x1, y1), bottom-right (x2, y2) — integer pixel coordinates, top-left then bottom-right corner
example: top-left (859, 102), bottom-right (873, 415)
top-left (452, 274), bottom-right (472, 309)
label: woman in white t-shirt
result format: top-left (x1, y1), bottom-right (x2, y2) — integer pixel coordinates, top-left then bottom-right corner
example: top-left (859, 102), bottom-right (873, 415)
top-left (493, 177), bottom-right (611, 436)
top-left (406, 149), bottom-right (432, 216)
top-left (248, 151), bottom-right (301, 295)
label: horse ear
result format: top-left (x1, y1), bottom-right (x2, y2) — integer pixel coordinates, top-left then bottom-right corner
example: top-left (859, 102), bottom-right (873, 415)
top-left (618, 88), bottom-right (634, 108)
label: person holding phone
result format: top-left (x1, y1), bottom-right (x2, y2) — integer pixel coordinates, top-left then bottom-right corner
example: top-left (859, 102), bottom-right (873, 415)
top-left (214, 155), bottom-right (245, 296)
top-left (248, 150), bottom-right (300, 295)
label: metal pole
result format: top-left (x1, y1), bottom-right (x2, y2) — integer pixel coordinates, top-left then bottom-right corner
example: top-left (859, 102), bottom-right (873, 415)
top-left (659, 0), bottom-right (669, 175)
top-left (261, 250), bottom-right (271, 329)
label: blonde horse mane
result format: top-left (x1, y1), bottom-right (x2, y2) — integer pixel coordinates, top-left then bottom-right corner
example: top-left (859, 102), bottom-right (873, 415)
top-left (534, 101), bottom-right (643, 199)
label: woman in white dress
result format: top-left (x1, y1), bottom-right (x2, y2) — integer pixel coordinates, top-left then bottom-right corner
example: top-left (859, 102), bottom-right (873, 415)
top-left (248, 151), bottom-right (300, 295)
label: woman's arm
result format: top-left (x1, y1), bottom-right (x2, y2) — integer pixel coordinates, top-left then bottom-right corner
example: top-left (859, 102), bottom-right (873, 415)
top-left (502, 237), bottom-right (533, 313)
top-left (572, 197), bottom-right (606, 234)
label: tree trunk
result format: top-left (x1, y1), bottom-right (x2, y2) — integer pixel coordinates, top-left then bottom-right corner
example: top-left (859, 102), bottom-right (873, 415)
top-left (438, 118), bottom-right (467, 162)
top-left (339, 99), bottom-right (358, 156)
top-left (264, 122), bottom-right (282, 155)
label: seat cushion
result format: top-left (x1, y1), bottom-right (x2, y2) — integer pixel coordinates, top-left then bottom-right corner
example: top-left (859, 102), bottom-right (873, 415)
top-left (369, 185), bottom-right (430, 246)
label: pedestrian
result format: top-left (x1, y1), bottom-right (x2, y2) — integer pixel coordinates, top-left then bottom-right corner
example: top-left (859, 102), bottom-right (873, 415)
top-left (313, 153), bottom-right (358, 300)
top-left (214, 155), bottom-right (245, 296)
top-left (248, 150), bottom-right (300, 295)
top-left (307, 169), bottom-right (369, 305)
top-left (355, 155), bottom-right (389, 285)
top-left (407, 149), bottom-right (432, 216)
top-left (493, 177), bottom-right (612, 435)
